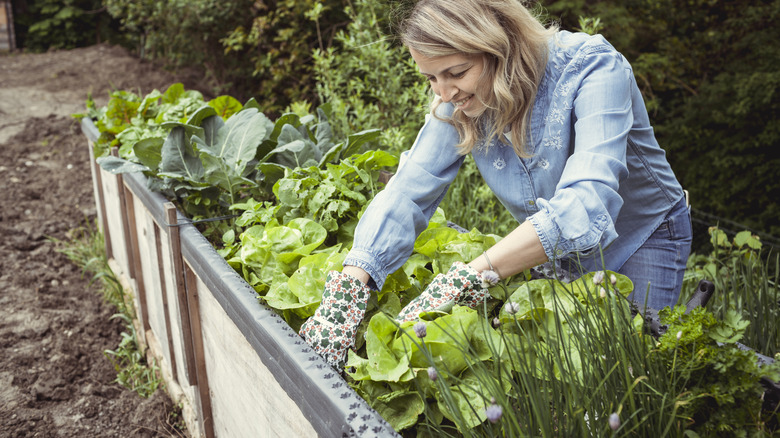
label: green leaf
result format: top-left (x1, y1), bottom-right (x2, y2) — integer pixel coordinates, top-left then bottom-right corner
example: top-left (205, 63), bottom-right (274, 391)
top-left (158, 126), bottom-right (205, 183)
top-left (243, 97), bottom-right (262, 111)
top-left (186, 105), bottom-right (218, 126)
top-left (162, 83), bottom-right (185, 104)
top-left (96, 156), bottom-right (150, 174)
top-left (318, 141), bottom-right (345, 168)
top-left (373, 390), bottom-right (425, 431)
top-left (266, 124), bottom-right (322, 168)
top-left (356, 312), bottom-right (412, 383)
top-left (191, 109), bottom-right (271, 197)
top-left (393, 307), bottom-right (476, 373)
top-left (436, 370), bottom-right (491, 431)
top-left (256, 162), bottom-right (287, 188)
top-left (209, 95), bottom-right (244, 119)
top-left (269, 113), bottom-right (301, 141)
top-left (138, 90), bottom-right (162, 119)
top-left (342, 128), bottom-right (382, 158)
top-left (133, 137), bottom-right (164, 172)
top-left (210, 109), bottom-right (270, 171)
top-left (733, 230), bottom-right (761, 250)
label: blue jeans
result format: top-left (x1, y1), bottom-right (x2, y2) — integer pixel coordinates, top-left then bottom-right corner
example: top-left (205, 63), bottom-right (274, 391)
top-left (618, 197), bottom-right (692, 311)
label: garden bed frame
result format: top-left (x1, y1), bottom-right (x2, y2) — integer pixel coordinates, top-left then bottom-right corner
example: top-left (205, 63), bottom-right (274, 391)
top-left (82, 118), bottom-right (399, 438)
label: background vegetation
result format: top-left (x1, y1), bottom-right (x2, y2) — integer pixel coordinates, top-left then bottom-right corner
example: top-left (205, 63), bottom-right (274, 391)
top-left (8, 0), bottom-right (779, 249)
top-left (12, 0), bottom-right (777, 434)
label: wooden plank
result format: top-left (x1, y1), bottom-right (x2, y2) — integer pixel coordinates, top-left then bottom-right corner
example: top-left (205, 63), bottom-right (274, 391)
top-left (184, 264), bottom-right (215, 438)
top-left (111, 147), bottom-right (135, 280)
top-left (123, 186), bottom-right (150, 333)
top-left (154, 223), bottom-right (178, 383)
top-left (91, 142), bottom-right (112, 259)
top-left (196, 274), bottom-right (318, 437)
top-left (165, 202), bottom-right (198, 386)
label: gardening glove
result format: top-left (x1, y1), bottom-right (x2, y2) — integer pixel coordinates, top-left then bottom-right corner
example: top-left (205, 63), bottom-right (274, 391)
top-left (396, 261), bottom-right (492, 323)
top-left (299, 270), bottom-right (371, 369)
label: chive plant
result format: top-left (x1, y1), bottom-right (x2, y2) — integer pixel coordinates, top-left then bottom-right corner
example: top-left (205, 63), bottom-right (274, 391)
top-left (402, 269), bottom-right (779, 437)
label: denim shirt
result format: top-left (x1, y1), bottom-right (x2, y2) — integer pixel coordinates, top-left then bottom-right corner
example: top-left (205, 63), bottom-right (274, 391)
top-left (344, 31), bottom-right (685, 291)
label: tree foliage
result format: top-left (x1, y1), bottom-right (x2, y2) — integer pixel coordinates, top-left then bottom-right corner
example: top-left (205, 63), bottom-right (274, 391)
top-left (14, 0), bottom-right (780, 237)
top-left (11, 0), bottom-right (120, 51)
top-left (311, 0), bottom-right (429, 154)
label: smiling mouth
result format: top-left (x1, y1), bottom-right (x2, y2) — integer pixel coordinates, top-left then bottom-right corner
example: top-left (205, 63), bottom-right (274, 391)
top-left (453, 95), bottom-right (472, 108)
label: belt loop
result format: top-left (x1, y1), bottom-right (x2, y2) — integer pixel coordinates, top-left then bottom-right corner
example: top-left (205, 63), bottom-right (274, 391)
top-left (684, 189), bottom-right (690, 208)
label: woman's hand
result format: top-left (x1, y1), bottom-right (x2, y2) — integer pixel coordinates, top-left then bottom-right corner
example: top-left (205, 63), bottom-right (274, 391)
top-left (396, 261), bottom-right (491, 322)
top-left (299, 270), bottom-right (371, 369)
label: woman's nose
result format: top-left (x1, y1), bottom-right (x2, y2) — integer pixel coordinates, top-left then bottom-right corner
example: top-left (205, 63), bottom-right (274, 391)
top-left (437, 82), bottom-right (458, 103)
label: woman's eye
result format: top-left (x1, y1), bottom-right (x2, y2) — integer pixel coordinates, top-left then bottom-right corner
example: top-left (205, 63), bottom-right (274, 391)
top-left (426, 75), bottom-right (437, 83)
top-left (451, 71), bottom-right (467, 79)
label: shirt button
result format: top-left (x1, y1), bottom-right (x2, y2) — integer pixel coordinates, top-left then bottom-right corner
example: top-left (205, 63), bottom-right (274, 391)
top-left (527, 200), bottom-right (535, 206)
top-left (555, 250), bottom-right (564, 256)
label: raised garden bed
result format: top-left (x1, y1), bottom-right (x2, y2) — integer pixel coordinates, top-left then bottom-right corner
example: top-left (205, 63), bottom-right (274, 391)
top-left (81, 117), bottom-right (399, 438)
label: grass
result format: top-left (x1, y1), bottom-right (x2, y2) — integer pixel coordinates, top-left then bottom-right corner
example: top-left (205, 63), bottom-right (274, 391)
top-left (52, 220), bottom-right (163, 398)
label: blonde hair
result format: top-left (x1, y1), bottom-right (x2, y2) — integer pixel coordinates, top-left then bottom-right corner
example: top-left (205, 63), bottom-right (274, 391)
top-left (400, 0), bottom-right (557, 157)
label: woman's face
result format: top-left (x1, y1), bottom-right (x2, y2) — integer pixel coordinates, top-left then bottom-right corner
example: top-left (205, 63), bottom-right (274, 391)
top-left (410, 48), bottom-right (486, 117)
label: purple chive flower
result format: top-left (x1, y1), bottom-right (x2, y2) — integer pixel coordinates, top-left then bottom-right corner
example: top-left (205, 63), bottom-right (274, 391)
top-left (504, 301), bottom-right (520, 315)
top-left (610, 274), bottom-right (618, 285)
top-left (492, 317), bottom-right (501, 328)
top-left (485, 403), bottom-right (503, 424)
top-left (481, 270), bottom-right (500, 288)
top-left (608, 412), bottom-right (620, 431)
top-left (414, 322), bottom-right (427, 339)
top-left (593, 271), bottom-right (605, 285)
top-left (427, 366), bottom-right (438, 381)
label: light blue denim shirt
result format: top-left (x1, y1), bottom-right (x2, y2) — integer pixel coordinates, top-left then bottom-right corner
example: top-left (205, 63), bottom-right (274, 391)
top-left (344, 31), bottom-right (685, 291)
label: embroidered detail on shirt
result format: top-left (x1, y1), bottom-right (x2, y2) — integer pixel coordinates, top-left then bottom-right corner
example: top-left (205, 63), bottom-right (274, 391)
top-left (492, 157), bottom-right (506, 170)
top-left (543, 131), bottom-right (563, 150)
top-left (476, 139), bottom-right (488, 153)
top-left (545, 108), bottom-right (564, 125)
top-left (544, 101), bottom-right (572, 126)
top-left (555, 80), bottom-right (574, 97)
top-left (537, 158), bottom-right (550, 171)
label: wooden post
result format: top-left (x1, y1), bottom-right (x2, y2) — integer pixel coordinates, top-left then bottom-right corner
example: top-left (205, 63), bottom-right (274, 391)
top-left (111, 147), bottom-right (135, 280)
top-left (92, 144), bottom-right (112, 259)
top-left (122, 184), bottom-right (150, 334)
top-left (184, 264), bottom-right (215, 438)
top-left (154, 223), bottom-right (178, 383)
top-left (165, 202), bottom-right (198, 385)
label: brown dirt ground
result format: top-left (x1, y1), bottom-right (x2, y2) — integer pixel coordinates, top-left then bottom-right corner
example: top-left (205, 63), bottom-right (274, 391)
top-left (0, 44), bottom-right (207, 438)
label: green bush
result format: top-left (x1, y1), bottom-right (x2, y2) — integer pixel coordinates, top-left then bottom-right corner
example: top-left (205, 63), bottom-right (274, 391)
top-left (221, 0), bottom-right (350, 114)
top-left (104, 0), bottom-right (257, 98)
top-left (311, 0), bottom-right (429, 154)
top-left (13, 0), bottom-right (120, 51)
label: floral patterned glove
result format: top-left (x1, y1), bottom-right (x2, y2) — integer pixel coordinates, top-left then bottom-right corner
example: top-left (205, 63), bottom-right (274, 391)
top-left (396, 261), bottom-right (492, 323)
top-left (299, 270), bottom-right (371, 369)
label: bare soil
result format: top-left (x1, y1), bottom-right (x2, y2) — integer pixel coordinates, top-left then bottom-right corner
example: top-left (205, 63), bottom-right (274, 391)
top-left (0, 44), bottom-right (206, 438)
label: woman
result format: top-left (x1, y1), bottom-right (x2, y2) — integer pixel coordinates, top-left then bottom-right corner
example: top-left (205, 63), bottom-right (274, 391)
top-left (300, 0), bottom-right (692, 368)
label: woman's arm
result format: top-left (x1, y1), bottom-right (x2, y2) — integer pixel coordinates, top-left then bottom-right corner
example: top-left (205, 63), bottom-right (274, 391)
top-left (346, 220), bottom-right (546, 286)
top-left (468, 220), bottom-right (547, 279)
top-left (342, 265), bottom-right (371, 284)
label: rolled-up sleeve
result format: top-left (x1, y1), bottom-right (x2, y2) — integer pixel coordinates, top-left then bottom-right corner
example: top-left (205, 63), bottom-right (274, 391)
top-left (344, 108), bottom-right (464, 290)
top-left (529, 46), bottom-right (633, 260)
